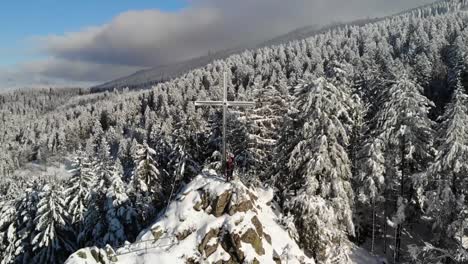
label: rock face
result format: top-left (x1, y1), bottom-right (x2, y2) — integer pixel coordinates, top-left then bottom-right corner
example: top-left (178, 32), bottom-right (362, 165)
top-left (66, 171), bottom-right (314, 264)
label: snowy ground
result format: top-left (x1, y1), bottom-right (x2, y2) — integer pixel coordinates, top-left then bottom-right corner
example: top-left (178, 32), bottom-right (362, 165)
top-left (11, 156), bottom-right (74, 182)
top-left (350, 246), bottom-right (386, 264)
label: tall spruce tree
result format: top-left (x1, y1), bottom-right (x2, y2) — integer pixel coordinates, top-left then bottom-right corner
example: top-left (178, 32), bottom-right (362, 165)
top-left (131, 143), bottom-right (162, 224)
top-left (102, 160), bottom-right (137, 247)
top-left (13, 184), bottom-right (40, 264)
top-left (361, 70), bottom-right (435, 262)
top-left (0, 200), bottom-right (17, 264)
top-left (32, 184), bottom-right (75, 264)
top-left (426, 83), bottom-right (468, 261)
top-left (65, 153), bottom-right (96, 231)
top-left (283, 77), bottom-right (356, 263)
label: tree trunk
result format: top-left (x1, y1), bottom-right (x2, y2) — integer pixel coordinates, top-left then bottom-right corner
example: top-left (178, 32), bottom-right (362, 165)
top-left (393, 224), bottom-right (398, 264)
top-left (394, 223), bottom-right (402, 264)
top-left (394, 136), bottom-right (406, 263)
top-left (371, 197), bottom-right (376, 254)
top-left (383, 202), bottom-right (388, 255)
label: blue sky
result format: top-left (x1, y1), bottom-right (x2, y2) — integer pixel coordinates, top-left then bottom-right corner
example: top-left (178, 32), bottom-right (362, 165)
top-left (0, 0), bottom-right (186, 66)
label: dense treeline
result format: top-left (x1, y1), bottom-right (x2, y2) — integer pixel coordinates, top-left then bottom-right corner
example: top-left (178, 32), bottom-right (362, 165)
top-left (1, 1), bottom-right (468, 263)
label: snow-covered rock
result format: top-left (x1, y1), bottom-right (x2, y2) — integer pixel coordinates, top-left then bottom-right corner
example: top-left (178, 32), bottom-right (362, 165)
top-left (65, 172), bottom-right (314, 264)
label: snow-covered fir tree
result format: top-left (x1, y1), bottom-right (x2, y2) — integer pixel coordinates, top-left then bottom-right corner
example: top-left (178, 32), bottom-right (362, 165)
top-left (360, 69), bottom-right (435, 262)
top-left (102, 160), bottom-right (137, 247)
top-left (11, 184), bottom-right (40, 263)
top-left (65, 154), bottom-right (96, 229)
top-left (424, 84), bottom-right (468, 262)
top-left (131, 143), bottom-right (162, 224)
top-left (0, 200), bottom-right (18, 264)
top-left (283, 77), bottom-right (357, 263)
top-left (32, 184), bottom-right (75, 264)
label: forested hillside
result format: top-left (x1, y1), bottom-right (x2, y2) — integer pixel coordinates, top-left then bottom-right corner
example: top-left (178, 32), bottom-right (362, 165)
top-left (1, 0), bottom-right (468, 263)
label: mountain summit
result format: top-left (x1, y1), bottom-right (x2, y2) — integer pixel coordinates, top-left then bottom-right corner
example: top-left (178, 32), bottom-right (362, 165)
top-left (66, 172), bottom-right (314, 264)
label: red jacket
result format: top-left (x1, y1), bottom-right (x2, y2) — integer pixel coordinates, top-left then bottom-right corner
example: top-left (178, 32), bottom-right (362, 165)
top-left (227, 156), bottom-right (234, 170)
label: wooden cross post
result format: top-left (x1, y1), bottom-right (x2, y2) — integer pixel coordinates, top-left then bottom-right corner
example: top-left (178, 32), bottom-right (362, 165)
top-left (195, 72), bottom-right (255, 181)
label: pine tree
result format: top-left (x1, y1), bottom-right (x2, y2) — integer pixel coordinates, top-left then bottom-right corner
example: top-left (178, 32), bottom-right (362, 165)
top-left (166, 138), bottom-right (199, 188)
top-left (362, 71), bottom-right (435, 261)
top-left (78, 139), bottom-right (113, 247)
top-left (32, 184), bottom-right (75, 264)
top-left (117, 138), bottom-right (136, 181)
top-left (284, 77), bottom-right (356, 263)
top-left (65, 154), bottom-right (96, 229)
top-left (0, 200), bottom-right (17, 264)
top-left (131, 143), bottom-right (161, 224)
top-left (133, 143), bottom-right (161, 196)
top-left (244, 83), bottom-right (290, 183)
top-left (427, 84), bottom-right (468, 259)
top-left (102, 160), bottom-right (137, 247)
top-left (79, 158), bottom-right (135, 247)
top-left (13, 184), bottom-right (40, 264)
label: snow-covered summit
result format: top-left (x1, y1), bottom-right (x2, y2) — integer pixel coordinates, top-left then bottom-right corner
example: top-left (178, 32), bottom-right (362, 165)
top-left (65, 171), bottom-right (314, 264)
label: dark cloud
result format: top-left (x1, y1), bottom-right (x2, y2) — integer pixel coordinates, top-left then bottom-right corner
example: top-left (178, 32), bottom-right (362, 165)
top-left (1, 0), bottom-right (434, 89)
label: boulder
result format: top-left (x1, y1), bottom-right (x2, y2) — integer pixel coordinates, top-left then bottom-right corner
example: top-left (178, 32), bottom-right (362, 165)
top-left (273, 250), bottom-right (281, 264)
top-left (198, 228), bottom-right (220, 256)
top-left (228, 233), bottom-right (245, 261)
top-left (264, 232), bottom-right (272, 244)
top-left (176, 228), bottom-right (194, 241)
top-left (247, 191), bottom-right (258, 202)
top-left (105, 245), bottom-right (117, 262)
top-left (228, 199), bottom-right (253, 216)
top-left (251, 216), bottom-right (263, 237)
top-left (241, 228), bottom-right (265, 255)
top-left (212, 191), bottom-right (232, 217)
top-left (205, 239), bottom-right (219, 258)
top-left (76, 250), bottom-right (87, 259)
top-left (151, 226), bottom-right (164, 241)
top-left (185, 257), bottom-right (200, 264)
top-left (194, 190), bottom-right (210, 211)
top-left (89, 247), bottom-right (109, 263)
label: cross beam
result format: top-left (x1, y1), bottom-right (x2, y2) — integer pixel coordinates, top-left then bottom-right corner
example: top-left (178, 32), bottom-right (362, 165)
top-left (195, 72), bottom-right (255, 180)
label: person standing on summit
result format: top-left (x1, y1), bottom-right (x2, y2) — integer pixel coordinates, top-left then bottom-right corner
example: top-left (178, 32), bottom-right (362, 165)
top-left (226, 153), bottom-right (235, 181)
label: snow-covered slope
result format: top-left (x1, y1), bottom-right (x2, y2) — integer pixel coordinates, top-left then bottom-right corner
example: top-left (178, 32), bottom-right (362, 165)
top-left (66, 172), bottom-right (314, 264)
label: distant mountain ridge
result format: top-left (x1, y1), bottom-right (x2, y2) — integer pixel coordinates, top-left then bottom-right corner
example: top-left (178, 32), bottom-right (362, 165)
top-left (90, 46), bottom-right (248, 92)
top-left (90, 19), bottom-right (387, 92)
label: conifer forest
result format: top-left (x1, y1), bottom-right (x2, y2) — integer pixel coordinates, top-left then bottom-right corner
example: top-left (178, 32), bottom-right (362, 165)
top-left (1, 1), bottom-right (468, 263)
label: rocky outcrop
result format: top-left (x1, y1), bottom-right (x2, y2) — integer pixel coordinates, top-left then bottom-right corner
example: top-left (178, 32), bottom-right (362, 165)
top-left (189, 184), bottom-right (270, 262)
top-left (66, 172), bottom-right (313, 264)
top-left (212, 191), bottom-right (232, 217)
top-left (72, 246), bottom-right (116, 264)
top-left (199, 228), bottom-right (220, 257)
top-left (151, 226), bottom-right (164, 241)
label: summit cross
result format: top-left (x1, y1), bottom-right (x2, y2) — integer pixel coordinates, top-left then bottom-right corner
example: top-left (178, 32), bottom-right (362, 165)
top-left (195, 72), bottom-right (255, 181)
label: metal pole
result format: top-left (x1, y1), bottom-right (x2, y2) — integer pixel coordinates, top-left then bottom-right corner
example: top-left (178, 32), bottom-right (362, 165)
top-left (223, 72), bottom-right (227, 180)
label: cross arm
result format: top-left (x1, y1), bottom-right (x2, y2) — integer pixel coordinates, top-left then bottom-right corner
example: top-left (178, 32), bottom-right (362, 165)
top-left (195, 101), bottom-right (224, 106)
top-left (227, 101), bottom-right (256, 107)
